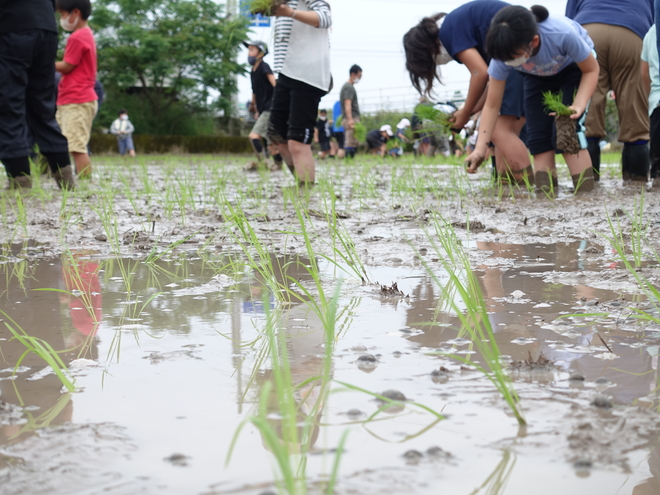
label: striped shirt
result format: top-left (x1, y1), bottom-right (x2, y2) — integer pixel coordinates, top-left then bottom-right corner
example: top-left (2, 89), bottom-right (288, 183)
top-left (273, 0), bottom-right (332, 89)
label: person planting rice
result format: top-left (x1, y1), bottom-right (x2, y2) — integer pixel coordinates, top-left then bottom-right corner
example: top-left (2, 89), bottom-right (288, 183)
top-left (566, 0), bottom-right (653, 182)
top-left (265, 0), bottom-right (332, 187)
top-left (641, 23), bottom-right (660, 188)
top-left (464, 5), bottom-right (599, 196)
top-left (403, 0), bottom-right (531, 185)
top-left (366, 125), bottom-right (393, 157)
top-left (389, 118), bottom-right (411, 157)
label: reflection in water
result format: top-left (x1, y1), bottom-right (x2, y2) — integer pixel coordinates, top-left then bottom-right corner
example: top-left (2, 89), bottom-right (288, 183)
top-left (1, 241), bottom-right (660, 493)
top-left (406, 241), bottom-right (658, 405)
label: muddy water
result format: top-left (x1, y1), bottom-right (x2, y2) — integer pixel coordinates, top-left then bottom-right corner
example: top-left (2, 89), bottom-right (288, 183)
top-left (1, 241), bottom-right (660, 494)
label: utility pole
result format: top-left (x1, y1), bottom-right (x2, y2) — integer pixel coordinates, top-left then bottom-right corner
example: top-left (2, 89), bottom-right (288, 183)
top-left (226, 0), bottom-right (240, 124)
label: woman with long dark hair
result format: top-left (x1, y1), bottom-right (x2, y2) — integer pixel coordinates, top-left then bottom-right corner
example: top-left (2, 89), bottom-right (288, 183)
top-left (403, 0), bottom-right (531, 184)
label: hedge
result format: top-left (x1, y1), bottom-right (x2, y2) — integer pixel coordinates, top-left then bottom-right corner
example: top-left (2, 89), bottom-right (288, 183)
top-left (90, 134), bottom-right (253, 154)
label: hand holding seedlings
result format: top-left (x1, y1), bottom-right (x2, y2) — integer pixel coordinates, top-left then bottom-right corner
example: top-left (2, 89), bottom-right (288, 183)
top-left (464, 148), bottom-right (487, 173)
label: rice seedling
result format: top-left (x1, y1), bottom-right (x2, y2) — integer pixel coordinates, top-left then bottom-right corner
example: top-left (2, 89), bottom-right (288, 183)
top-left (0, 310), bottom-right (76, 392)
top-left (227, 285), bottom-right (348, 495)
top-left (542, 90), bottom-right (580, 155)
top-left (413, 103), bottom-right (453, 133)
top-left (419, 216), bottom-right (526, 425)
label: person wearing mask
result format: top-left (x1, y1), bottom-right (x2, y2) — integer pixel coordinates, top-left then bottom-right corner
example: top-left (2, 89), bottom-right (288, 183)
top-left (245, 40), bottom-right (282, 171)
top-left (0, 0), bottom-right (74, 190)
top-left (267, 0), bottom-right (332, 187)
top-left (566, 0), bottom-right (654, 182)
top-left (314, 109), bottom-right (332, 159)
top-left (55, 0), bottom-right (98, 179)
top-left (340, 64), bottom-right (362, 158)
top-left (464, 5), bottom-right (599, 196)
top-left (110, 109), bottom-right (136, 157)
top-left (404, 1), bottom-right (530, 184)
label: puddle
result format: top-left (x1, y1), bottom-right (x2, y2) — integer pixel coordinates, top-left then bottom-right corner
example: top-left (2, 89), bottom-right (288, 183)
top-left (0, 239), bottom-right (659, 495)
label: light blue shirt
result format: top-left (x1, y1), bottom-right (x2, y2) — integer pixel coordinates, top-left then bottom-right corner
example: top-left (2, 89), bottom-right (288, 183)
top-left (641, 24), bottom-right (660, 115)
top-left (488, 15), bottom-right (594, 80)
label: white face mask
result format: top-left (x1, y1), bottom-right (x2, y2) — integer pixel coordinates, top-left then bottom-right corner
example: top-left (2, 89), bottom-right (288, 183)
top-left (435, 46), bottom-right (453, 66)
top-left (505, 55), bottom-right (529, 67)
top-left (121, 115), bottom-right (128, 121)
top-left (59, 13), bottom-right (78, 32)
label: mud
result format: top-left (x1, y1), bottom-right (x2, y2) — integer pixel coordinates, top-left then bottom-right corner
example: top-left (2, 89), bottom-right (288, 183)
top-left (1, 156), bottom-right (660, 494)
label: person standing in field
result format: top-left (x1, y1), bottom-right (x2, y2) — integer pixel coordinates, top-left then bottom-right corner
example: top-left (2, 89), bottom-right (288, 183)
top-left (55, 0), bottom-right (97, 179)
top-left (404, 0), bottom-right (530, 184)
top-left (332, 100), bottom-right (345, 158)
top-left (314, 109), bottom-right (332, 159)
top-left (566, 0), bottom-right (654, 182)
top-left (245, 40), bottom-right (283, 171)
top-left (641, 24), bottom-right (660, 187)
top-left (464, 5), bottom-right (599, 196)
top-left (339, 64), bottom-right (362, 159)
top-left (268, 0), bottom-right (332, 187)
top-left (110, 109), bottom-right (136, 157)
top-left (0, 0), bottom-right (74, 190)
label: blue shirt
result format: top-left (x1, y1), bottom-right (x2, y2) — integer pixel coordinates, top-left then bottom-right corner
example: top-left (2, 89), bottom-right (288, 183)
top-left (566, 0), bottom-right (653, 41)
top-left (439, 0), bottom-right (511, 63)
top-left (489, 15), bottom-right (594, 80)
top-left (332, 101), bottom-right (344, 133)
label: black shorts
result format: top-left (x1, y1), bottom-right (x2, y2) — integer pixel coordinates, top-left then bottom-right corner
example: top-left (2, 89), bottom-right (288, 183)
top-left (333, 131), bottom-right (345, 149)
top-left (268, 74), bottom-right (326, 145)
top-left (319, 140), bottom-right (330, 151)
top-left (501, 69), bottom-right (524, 118)
top-left (650, 107), bottom-right (660, 178)
top-left (366, 135), bottom-right (382, 149)
top-left (522, 63), bottom-right (587, 155)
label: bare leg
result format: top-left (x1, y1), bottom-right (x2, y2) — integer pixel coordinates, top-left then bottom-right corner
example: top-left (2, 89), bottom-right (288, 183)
top-left (72, 152), bottom-right (91, 178)
top-left (491, 115), bottom-right (530, 181)
top-left (287, 140), bottom-right (315, 184)
top-left (564, 150), bottom-right (592, 176)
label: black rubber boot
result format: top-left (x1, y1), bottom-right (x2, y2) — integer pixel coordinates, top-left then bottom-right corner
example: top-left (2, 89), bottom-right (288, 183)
top-left (587, 139), bottom-right (601, 181)
top-left (622, 142), bottom-right (650, 182)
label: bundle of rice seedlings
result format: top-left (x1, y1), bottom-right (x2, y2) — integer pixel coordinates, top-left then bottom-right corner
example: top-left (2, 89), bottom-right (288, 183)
top-left (250, 0), bottom-right (288, 16)
top-left (414, 104), bottom-right (453, 133)
top-left (542, 90), bottom-right (580, 155)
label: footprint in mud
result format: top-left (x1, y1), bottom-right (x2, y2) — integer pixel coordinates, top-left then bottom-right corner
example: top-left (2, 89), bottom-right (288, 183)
top-left (356, 354), bottom-right (379, 373)
top-left (144, 349), bottom-right (201, 364)
top-left (164, 453), bottom-right (190, 467)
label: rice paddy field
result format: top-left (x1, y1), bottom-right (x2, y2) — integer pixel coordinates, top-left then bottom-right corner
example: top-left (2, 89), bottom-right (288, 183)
top-left (2, 153), bottom-right (660, 495)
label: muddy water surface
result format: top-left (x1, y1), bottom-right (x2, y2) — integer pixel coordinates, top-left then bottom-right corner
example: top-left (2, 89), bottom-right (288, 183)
top-left (1, 240), bottom-right (659, 495)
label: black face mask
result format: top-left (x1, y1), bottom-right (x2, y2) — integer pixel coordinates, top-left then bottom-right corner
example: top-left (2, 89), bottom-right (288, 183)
top-left (248, 56), bottom-right (258, 66)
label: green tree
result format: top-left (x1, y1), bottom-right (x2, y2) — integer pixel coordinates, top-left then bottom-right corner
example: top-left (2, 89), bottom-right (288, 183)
top-left (92, 0), bottom-right (249, 135)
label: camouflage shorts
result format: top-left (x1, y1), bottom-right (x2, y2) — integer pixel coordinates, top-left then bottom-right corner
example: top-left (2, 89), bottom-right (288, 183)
top-left (56, 100), bottom-right (98, 153)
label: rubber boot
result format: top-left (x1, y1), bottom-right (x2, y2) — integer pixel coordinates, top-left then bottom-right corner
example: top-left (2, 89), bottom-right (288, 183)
top-left (587, 138), bottom-right (601, 181)
top-left (534, 171), bottom-right (558, 198)
top-left (622, 142), bottom-right (650, 182)
top-left (571, 167), bottom-right (595, 193)
top-left (53, 165), bottom-right (75, 191)
top-left (7, 175), bottom-right (32, 190)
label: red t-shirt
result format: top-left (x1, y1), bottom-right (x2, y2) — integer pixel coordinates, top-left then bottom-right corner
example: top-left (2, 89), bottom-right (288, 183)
top-left (57, 27), bottom-right (98, 106)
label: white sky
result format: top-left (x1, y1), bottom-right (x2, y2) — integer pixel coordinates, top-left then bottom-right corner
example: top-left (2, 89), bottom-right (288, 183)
top-left (235, 0), bottom-right (571, 114)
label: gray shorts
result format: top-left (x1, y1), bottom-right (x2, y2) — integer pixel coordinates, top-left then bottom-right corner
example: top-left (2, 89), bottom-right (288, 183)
top-left (251, 111), bottom-right (271, 142)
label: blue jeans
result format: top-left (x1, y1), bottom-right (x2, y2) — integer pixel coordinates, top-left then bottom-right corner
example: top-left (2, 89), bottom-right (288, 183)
top-left (118, 135), bottom-right (134, 155)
